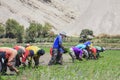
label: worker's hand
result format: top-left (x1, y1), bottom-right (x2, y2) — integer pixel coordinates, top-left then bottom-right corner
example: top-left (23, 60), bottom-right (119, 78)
top-left (16, 70), bottom-right (20, 75)
top-left (28, 61), bottom-right (31, 68)
top-left (22, 63), bottom-right (26, 67)
top-left (7, 62), bottom-right (12, 67)
top-left (9, 67), bottom-right (14, 71)
top-left (64, 48), bottom-right (68, 53)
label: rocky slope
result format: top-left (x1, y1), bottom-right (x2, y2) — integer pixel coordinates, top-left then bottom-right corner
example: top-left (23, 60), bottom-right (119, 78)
top-left (0, 0), bottom-right (120, 36)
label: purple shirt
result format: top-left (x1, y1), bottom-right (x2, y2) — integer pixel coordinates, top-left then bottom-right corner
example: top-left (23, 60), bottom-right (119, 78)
top-left (72, 47), bottom-right (83, 58)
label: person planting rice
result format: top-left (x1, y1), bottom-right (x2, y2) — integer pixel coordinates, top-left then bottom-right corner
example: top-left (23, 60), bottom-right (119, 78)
top-left (88, 46), bottom-right (97, 59)
top-left (13, 45), bottom-right (31, 67)
top-left (75, 44), bottom-right (89, 60)
top-left (84, 41), bottom-right (92, 47)
top-left (48, 31), bottom-right (67, 65)
top-left (94, 46), bottom-right (105, 58)
top-left (26, 46), bottom-right (45, 67)
top-left (83, 41), bottom-right (97, 59)
top-left (0, 47), bottom-right (20, 75)
top-left (69, 47), bottom-right (83, 62)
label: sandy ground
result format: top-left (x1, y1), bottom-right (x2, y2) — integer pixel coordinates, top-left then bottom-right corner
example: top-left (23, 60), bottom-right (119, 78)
top-left (40, 53), bottom-right (71, 65)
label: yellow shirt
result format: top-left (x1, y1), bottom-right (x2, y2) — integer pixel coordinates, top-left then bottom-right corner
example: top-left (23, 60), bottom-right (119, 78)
top-left (26, 46), bottom-right (40, 55)
top-left (26, 46), bottom-right (41, 65)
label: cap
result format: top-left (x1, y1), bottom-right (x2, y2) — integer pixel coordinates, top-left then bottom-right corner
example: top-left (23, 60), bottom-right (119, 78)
top-left (17, 49), bottom-right (24, 55)
top-left (60, 31), bottom-right (67, 36)
top-left (102, 47), bottom-right (105, 51)
top-left (37, 49), bottom-right (45, 55)
top-left (25, 44), bottom-right (30, 48)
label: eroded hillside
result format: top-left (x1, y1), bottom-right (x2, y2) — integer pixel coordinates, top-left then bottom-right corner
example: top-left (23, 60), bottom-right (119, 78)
top-left (0, 0), bottom-right (120, 36)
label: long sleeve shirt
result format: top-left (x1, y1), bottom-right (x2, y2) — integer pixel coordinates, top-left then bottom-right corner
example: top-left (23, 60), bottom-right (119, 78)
top-left (72, 47), bottom-right (83, 58)
top-left (14, 46), bottom-right (30, 63)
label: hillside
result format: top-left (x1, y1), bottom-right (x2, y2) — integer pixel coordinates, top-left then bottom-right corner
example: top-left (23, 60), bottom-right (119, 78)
top-left (0, 0), bottom-right (120, 36)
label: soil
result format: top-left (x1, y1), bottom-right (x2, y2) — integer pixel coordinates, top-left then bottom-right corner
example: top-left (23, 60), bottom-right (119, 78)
top-left (39, 53), bottom-right (71, 65)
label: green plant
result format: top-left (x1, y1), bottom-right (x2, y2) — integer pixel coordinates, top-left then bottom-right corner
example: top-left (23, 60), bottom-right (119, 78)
top-left (80, 29), bottom-right (93, 36)
top-left (5, 19), bottom-right (24, 43)
top-left (25, 22), bottom-right (53, 43)
top-left (80, 29), bottom-right (94, 43)
top-left (1, 50), bottom-right (120, 80)
top-left (0, 24), bottom-right (5, 38)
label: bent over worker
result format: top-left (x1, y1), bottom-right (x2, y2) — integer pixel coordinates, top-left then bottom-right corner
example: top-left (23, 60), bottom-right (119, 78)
top-left (26, 46), bottom-right (45, 67)
top-left (69, 47), bottom-right (83, 62)
top-left (14, 45), bottom-right (31, 67)
top-left (0, 47), bottom-right (19, 74)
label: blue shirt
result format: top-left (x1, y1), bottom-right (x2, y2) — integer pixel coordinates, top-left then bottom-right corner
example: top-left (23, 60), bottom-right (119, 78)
top-left (75, 44), bottom-right (86, 49)
top-left (53, 35), bottom-right (64, 52)
top-left (84, 41), bottom-right (91, 46)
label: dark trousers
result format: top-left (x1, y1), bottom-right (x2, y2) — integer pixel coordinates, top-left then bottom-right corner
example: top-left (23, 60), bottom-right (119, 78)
top-left (0, 52), bottom-right (7, 74)
top-left (48, 49), bottom-right (63, 65)
top-left (33, 56), bottom-right (40, 67)
top-left (15, 54), bottom-right (21, 67)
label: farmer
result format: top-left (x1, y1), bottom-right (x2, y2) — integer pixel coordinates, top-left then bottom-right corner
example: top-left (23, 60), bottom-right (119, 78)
top-left (26, 46), bottom-right (45, 67)
top-left (48, 31), bottom-right (67, 65)
top-left (84, 41), bottom-right (92, 47)
top-left (94, 46), bottom-right (105, 52)
top-left (83, 41), bottom-right (97, 59)
top-left (75, 44), bottom-right (86, 49)
top-left (88, 46), bottom-right (97, 59)
top-left (13, 45), bottom-right (31, 67)
top-left (69, 47), bottom-right (83, 62)
top-left (94, 46), bottom-right (105, 58)
top-left (0, 47), bottom-right (20, 75)
top-left (75, 44), bottom-right (89, 60)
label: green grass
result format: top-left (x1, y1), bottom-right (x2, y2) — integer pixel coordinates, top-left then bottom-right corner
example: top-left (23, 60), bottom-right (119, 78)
top-left (0, 50), bottom-right (120, 80)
